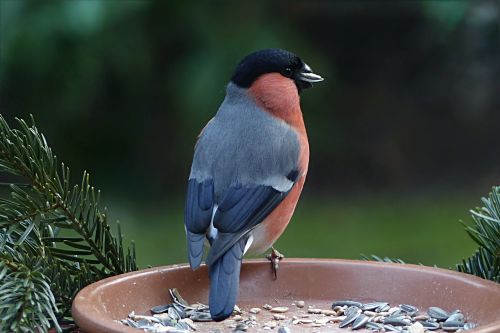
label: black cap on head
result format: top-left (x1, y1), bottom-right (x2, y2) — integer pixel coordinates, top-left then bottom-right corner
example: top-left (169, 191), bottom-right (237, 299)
top-left (231, 48), bottom-right (323, 92)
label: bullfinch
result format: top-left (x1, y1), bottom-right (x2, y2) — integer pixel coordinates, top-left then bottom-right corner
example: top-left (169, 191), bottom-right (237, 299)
top-left (184, 48), bottom-right (323, 321)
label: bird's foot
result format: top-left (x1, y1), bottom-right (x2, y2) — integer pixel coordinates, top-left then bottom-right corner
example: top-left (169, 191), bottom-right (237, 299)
top-left (266, 247), bottom-right (284, 280)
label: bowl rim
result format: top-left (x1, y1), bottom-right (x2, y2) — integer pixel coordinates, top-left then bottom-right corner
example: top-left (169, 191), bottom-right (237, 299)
top-left (72, 258), bottom-right (500, 333)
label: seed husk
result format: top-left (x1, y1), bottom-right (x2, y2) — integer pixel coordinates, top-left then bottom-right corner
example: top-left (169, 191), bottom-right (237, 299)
top-left (315, 317), bottom-right (331, 325)
top-left (408, 322), bottom-right (425, 333)
top-left (249, 307), bottom-right (261, 314)
top-left (295, 300), bottom-right (305, 308)
top-left (273, 314), bottom-right (287, 320)
top-left (321, 309), bottom-right (336, 316)
top-left (270, 306), bottom-right (289, 313)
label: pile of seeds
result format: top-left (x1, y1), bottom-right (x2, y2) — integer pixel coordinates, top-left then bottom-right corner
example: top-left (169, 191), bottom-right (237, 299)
top-left (116, 288), bottom-right (210, 332)
top-left (325, 300), bottom-right (477, 332)
top-left (118, 291), bottom-right (479, 332)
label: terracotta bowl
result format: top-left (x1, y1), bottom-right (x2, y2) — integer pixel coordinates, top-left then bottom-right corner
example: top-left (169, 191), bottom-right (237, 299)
top-left (72, 259), bottom-right (500, 332)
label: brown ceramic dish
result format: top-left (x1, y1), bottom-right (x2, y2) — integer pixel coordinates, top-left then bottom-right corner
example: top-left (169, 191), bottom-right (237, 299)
top-left (72, 259), bottom-right (500, 333)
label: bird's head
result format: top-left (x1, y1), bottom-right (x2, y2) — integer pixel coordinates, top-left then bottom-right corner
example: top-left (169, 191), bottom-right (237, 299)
top-left (231, 49), bottom-right (323, 93)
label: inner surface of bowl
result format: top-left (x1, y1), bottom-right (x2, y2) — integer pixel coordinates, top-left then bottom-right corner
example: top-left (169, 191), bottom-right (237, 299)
top-left (72, 259), bottom-right (500, 333)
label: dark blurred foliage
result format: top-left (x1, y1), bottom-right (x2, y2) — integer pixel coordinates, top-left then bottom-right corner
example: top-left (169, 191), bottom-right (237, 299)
top-left (1, 0), bottom-right (499, 201)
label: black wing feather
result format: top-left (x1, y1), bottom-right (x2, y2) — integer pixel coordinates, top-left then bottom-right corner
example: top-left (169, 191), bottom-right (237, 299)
top-left (184, 178), bottom-right (214, 268)
top-left (205, 183), bottom-right (292, 266)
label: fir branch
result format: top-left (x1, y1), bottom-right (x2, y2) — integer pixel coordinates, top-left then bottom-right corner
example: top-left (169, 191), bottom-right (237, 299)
top-left (361, 254), bottom-right (406, 264)
top-left (456, 187), bottom-right (500, 282)
top-left (0, 115), bottom-right (138, 331)
top-left (0, 253), bottom-right (60, 333)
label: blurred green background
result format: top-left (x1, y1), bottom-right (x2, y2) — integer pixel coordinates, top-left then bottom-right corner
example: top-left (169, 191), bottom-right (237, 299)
top-left (1, 0), bottom-right (499, 269)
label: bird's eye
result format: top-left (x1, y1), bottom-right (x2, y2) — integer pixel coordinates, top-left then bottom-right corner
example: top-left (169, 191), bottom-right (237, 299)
top-left (282, 67), bottom-right (293, 77)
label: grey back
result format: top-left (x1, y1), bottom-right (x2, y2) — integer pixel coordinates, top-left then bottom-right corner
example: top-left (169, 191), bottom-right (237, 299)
top-left (190, 83), bottom-right (301, 200)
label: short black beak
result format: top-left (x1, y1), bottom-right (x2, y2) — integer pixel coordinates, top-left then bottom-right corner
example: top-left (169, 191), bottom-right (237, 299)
top-left (295, 63), bottom-right (324, 90)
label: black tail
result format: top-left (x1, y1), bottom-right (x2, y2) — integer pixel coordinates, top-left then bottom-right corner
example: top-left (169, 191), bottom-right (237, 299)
top-left (208, 238), bottom-right (246, 321)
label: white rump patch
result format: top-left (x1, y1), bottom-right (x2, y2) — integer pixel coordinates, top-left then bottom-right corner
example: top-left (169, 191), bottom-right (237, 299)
top-left (263, 176), bottom-right (294, 192)
top-left (244, 234), bottom-right (254, 255)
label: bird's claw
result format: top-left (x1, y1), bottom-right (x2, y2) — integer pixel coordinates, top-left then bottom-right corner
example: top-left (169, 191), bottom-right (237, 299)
top-left (266, 247), bottom-right (284, 280)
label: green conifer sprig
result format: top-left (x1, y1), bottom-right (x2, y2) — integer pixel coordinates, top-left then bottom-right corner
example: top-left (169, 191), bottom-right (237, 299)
top-left (0, 115), bottom-right (137, 332)
top-left (456, 187), bottom-right (500, 282)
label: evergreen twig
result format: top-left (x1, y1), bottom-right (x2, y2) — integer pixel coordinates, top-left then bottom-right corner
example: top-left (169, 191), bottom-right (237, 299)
top-left (0, 115), bottom-right (138, 332)
top-left (456, 187), bottom-right (500, 282)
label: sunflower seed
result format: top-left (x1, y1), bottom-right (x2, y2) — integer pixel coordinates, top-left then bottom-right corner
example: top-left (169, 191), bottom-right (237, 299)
top-left (445, 313), bottom-right (465, 324)
top-left (126, 318), bottom-right (139, 328)
top-left (176, 320), bottom-right (191, 331)
top-left (180, 318), bottom-right (197, 330)
top-left (234, 323), bottom-right (248, 331)
top-left (464, 322), bottom-right (478, 330)
top-left (400, 304), bottom-right (419, 316)
top-left (273, 314), bottom-right (287, 320)
top-left (249, 307), bottom-right (261, 314)
top-left (384, 317), bottom-right (411, 326)
top-left (263, 304), bottom-right (273, 310)
top-left (339, 306), bottom-right (361, 328)
top-left (151, 304), bottom-right (172, 314)
top-left (352, 314), bottom-right (370, 330)
top-left (413, 315), bottom-right (429, 321)
top-left (170, 288), bottom-right (189, 307)
top-left (388, 309), bottom-right (402, 318)
top-left (419, 320), bottom-right (440, 330)
top-left (278, 327), bottom-right (292, 333)
top-left (332, 300), bottom-right (363, 308)
top-left (307, 308), bottom-right (322, 314)
top-left (362, 302), bottom-right (388, 311)
top-left (384, 324), bottom-right (403, 332)
top-left (428, 307), bottom-right (449, 321)
top-left (189, 311), bottom-right (212, 322)
top-left (376, 303), bottom-right (391, 312)
top-left (167, 307), bottom-right (181, 321)
top-left (366, 321), bottom-right (384, 331)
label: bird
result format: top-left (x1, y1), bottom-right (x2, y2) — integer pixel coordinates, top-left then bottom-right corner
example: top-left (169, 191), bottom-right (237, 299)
top-left (184, 48), bottom-right (323, 321)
